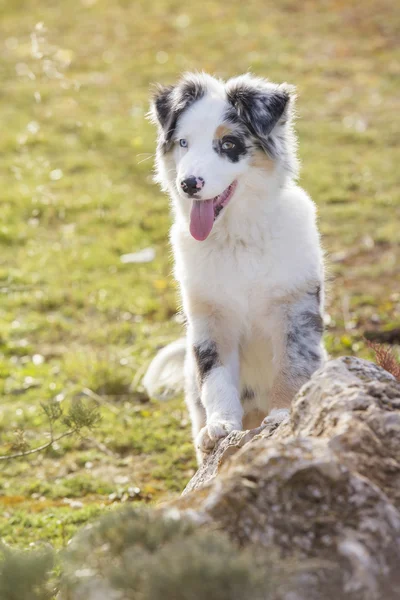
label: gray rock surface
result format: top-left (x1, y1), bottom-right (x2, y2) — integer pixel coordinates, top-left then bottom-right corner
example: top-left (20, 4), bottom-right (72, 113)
top-left (63, 357), bottom-right (400, 600)
top-left (171, 357), bottom-right (400, 599)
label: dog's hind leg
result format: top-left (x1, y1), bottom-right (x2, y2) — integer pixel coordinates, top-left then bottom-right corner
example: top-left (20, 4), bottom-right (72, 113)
top-left (268, 285), bottom-right (325, 409)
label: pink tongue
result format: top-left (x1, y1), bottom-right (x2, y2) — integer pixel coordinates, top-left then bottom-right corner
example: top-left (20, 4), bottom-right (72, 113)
top-left (189, 199), bottom-right (214, 241)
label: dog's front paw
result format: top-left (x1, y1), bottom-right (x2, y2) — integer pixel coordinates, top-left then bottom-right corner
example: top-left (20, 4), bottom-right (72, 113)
top-left (196, 419), bottom-right (240, 454)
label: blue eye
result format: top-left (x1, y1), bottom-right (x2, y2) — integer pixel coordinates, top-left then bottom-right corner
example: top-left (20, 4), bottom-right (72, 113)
top-left (179, 139), bottom-right (188, 148)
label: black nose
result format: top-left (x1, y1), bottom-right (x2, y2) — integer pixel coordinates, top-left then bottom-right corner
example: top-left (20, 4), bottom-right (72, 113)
top-left (180, 176), bottom-right (204, 197)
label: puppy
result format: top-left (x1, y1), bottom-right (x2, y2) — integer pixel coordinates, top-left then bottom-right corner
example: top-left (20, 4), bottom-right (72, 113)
top-left (144, 72), bottom-right (325, 463)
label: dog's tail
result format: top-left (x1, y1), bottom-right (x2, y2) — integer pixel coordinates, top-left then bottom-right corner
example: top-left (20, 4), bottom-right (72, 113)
top-left (143, 338), bottom-right (186, 400)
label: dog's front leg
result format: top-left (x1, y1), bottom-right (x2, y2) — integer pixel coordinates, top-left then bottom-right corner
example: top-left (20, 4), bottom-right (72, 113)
top-left (188, 321), bottom-right (243, 457)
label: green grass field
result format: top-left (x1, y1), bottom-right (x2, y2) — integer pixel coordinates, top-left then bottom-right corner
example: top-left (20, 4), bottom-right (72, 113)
top-left (0, 0), bottom-right (399, 548)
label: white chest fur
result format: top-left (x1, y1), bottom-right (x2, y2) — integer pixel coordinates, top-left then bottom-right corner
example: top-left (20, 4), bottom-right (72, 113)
top-left (170, 182), bottom-right (323, 412)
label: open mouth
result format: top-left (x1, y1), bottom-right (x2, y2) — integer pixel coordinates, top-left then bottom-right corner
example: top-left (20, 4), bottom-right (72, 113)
top-left (189, 180), bottom-right (238, 241)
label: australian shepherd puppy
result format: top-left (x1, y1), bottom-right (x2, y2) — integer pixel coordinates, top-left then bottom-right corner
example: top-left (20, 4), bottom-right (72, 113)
top-left (144, 72), bottom-right (325, 463)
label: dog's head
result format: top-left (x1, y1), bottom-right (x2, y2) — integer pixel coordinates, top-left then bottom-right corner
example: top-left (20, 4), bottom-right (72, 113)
top-left (150, 72), bottom-right (297, 241)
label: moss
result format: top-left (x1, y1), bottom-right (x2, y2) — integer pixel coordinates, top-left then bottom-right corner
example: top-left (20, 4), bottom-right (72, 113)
top-left (62, 507), bottom-right (275, 600)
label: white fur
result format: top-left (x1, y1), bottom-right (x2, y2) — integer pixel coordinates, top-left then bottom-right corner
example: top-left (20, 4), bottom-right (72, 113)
top-left (142, 338), bottom-right (186, 400)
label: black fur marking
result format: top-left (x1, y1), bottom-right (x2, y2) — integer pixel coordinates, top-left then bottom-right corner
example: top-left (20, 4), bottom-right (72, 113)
top-left (193, 341), bottom-right (219, 385)
top-left (153, 78), bottom-right (206, 153)
top-left (288, 327), bottom-right (323, 379)
top-left (307, 284), bottom-right (322, 306)
top-left (214, 204), bottom-right (223, 218)
top-left (223, 106), bottom-right (242, 127)
top-left (316, 285), bottom-right (321, 305)
top-left (286, 292), bottom-right (324, 381)
top-left (153, 85), bottom-right (175, 129)
top-left (287, 327), bottom-right (300, 346)
top-left (303, 311), bottom-right (324, 335)
top-left (241, 387), bottom-right (255, 402)
top-left (226, 83), bottom-right (289, 156)
top-left (212, 135), bottom-right (248, 163)
top-left (307, 349), bottom-right (322, 363)
top-left (177, 78), bottom-right (205, 108)
top-left (263, 136), bottom-right (277, 159)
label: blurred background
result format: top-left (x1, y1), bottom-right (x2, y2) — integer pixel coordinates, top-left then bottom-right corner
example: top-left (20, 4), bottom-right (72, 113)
top-left (0, 0), bottom-right (399, 548)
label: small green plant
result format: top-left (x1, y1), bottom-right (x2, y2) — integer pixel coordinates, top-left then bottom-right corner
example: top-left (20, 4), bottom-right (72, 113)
top-left (62, 508), bottom-right (275, 600)
top-left (0, 508), bottom-right (282, 600)
top-left (0, 543), bottom-right (56, 600)
top-left (0, 399), bottom-right (100, 462)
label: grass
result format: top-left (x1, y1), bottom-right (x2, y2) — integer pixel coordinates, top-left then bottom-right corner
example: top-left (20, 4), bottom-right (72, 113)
top-left (0, 0), bottom-right (399, 548)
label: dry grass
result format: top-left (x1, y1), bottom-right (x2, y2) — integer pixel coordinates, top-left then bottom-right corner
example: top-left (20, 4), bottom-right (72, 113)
top-left (367, 340), bottom-right (400, 381)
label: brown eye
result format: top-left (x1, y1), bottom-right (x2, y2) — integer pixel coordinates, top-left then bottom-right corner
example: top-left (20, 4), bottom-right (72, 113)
top-left (222, 140), bottom-right (235, 151)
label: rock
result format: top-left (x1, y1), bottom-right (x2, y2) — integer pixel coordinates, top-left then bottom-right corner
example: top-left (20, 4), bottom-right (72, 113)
top-left (182, 410), bottom-right (291, 495)
top-left (61, 357), bottom-right (400, 600)
top-left (168, 357), bottom-right (400, 600)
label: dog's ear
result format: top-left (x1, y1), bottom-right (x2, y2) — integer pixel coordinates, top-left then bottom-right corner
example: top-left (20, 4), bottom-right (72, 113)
top-left (151, 85), bottom-right (175, 129)
top-left (150, 74), bottom-right (206, 149)
top-left (226, 75), bottom-right (295, 149)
